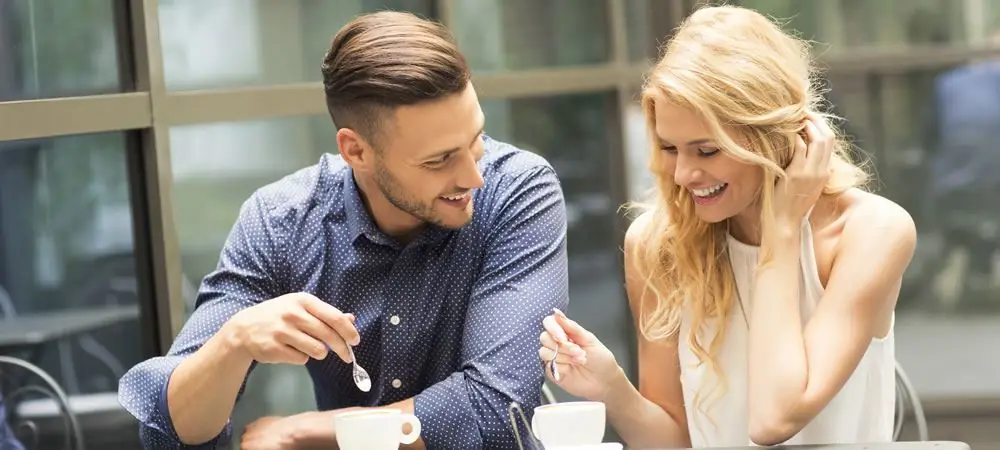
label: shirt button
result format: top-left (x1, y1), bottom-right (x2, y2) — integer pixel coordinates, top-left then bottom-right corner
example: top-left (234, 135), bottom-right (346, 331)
top-left (389, 315), bottom-right (401, 325)
top-left (391, 379), bottom-right (403, 389)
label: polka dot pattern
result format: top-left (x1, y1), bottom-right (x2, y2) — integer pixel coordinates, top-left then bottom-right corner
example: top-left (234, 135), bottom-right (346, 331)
top-left (117, 136), bottom-right (570, 449)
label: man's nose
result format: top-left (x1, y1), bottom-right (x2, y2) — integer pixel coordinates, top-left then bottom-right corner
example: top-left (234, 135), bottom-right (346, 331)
top-left (456, 149), bottom-right (484, 190)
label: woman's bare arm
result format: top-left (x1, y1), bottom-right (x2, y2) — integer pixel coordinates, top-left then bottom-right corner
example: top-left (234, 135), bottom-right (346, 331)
top-left (605, 214), bottom-right (691, 449)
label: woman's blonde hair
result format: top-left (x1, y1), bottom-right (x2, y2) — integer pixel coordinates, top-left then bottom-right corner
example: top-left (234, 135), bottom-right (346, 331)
top-left (629, 5), bottom-right (869, 409)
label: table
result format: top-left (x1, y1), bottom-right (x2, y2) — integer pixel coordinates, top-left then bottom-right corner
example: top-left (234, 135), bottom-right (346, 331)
top-left (0, 305), bottom-right (139, 348)
top-left (681, 442), bottom-right (970, 450)
top-left (0, 305), bottom-right (140, 394)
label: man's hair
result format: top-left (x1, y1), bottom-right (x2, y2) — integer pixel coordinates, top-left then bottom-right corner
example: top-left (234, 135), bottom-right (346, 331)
top-left (321, 11), bottom-right (471, 147)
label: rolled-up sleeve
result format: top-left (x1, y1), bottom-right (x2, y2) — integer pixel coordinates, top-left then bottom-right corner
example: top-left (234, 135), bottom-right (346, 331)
top-left (414, 167), bottom-right (570, 449)
top-left (117, 193), bottom-right (288, 449)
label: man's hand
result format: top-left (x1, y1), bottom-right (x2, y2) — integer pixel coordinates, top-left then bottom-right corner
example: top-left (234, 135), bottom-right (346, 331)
top-left (224, 292), bottom-right (361, 365)
top-left (240, 416), bottom-right (295, 450)
top-left (240, 412), bottom-right (337, 450)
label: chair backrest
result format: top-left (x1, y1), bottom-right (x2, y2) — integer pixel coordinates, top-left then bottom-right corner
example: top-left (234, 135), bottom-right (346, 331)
top-left (894, 360), bottom-right (929, 442)
top-left (541, 383), bottom-right (558, 405)
top-left (0, 356), bottom-right (85, 450)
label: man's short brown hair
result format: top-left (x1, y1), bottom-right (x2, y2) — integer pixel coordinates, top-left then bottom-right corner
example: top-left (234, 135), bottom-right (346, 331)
top-left (321, 11), bottom-right (472, 147)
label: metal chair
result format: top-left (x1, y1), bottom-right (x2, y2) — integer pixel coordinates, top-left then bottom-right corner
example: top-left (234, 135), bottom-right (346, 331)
top-left (541, 382), bottom-right (558, 405)
top-left (0, 356), bottom-right (85, 450)
top-left (894, 361), bottom-right (929, 441)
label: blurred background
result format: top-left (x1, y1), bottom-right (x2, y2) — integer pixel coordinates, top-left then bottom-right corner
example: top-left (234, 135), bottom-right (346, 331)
top-left (0, 0), bottom-right (998, 448)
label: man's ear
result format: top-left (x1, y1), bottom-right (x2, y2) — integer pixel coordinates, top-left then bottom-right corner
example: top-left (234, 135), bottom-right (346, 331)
top-left (337, 128), bottom-right (375, 171)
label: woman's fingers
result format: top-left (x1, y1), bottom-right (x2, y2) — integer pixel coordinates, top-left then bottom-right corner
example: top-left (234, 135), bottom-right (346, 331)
top-left (542, 314), bottom-right (569, 344)
top-left (539, 331), bottom-right (587, 365)
top-left (544, 359), bottom-right (574, 383)
top-left (804, 113), bottom-right (834, 170)
top-left (553, 309), bottom-right (598, 345)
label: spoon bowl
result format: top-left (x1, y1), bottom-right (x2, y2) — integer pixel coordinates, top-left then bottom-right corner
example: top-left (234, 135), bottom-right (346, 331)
top-left (347, 346), bottom-right (372, 392)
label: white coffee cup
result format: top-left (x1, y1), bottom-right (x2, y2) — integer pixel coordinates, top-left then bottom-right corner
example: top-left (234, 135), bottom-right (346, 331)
top-left (531, 401), bottom-right (606, 448)
top-left (334, 408), bottom-right (421, 450)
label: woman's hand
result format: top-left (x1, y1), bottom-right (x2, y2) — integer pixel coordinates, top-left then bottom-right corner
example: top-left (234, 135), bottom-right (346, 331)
top-left (773, 113), bottom-right (834, 227)
top-left (539, 308), bottom-right (623, 401)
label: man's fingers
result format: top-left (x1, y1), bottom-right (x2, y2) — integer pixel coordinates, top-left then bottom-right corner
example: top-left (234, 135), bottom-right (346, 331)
top-left (276, 329), bottom-right (327, 362)
top-left (326, 337), bottom-right (353, 364)
top-left (265, 341), bottom-right (311, 365)
top-left (296, 293), bottom-right (361, 346)
top-left (289, 310), bottom-right (349, 360)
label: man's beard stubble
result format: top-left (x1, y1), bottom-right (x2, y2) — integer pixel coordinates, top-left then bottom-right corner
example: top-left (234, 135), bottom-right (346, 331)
top-left (373, 162), bottom-right (449, 229)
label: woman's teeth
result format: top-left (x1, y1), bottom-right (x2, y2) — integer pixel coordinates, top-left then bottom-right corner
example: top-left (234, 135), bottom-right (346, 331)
top-left (691, 183), bottom-right (727, 198)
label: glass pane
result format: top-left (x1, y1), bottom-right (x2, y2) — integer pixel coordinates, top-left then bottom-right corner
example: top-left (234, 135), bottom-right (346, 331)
top-left (0, 0), bottom-right (124, 100)
top-left (158, 0), bottom-right (435, 90)
top-left (817, 66), bottom-right (1000, 399)
top-left (626, 0), bottom-right (685, 62)
top-left (623, 87), bottom-right (655, 200)
top-left (730, 0), bottom-right (1000, 49)
top-left (0, 132), bottom-right (144, 447)
top-left (871, 65), bottom-right (1000, 399)
top-left (451, 0), bottom-right (611, 72)
top-left (481, 92), bottom-right (631, 386)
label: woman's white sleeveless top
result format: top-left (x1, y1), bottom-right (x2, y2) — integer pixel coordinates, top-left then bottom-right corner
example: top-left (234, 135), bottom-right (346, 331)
top-left (676, 216), bottom-right (896, 447)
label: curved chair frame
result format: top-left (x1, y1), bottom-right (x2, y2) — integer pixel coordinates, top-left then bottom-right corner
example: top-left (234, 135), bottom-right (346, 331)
top-left (0, 356), bottom-right (86, 450)
top-left (894, 361), bottom-right (929, 441)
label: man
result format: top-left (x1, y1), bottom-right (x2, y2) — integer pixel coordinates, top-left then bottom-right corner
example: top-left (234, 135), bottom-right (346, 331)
top-left (117, 11), bottom-right (569, 450)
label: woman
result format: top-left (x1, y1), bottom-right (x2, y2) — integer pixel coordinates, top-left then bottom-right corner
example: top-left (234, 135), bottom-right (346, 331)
top-left (539, 5), bottom-right (916, 448)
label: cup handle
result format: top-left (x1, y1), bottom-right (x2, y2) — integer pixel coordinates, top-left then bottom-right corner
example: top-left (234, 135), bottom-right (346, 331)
top-left (400, 413), bottom-right (421, 445)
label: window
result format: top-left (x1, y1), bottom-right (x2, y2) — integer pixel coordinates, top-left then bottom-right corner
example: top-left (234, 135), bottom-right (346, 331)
top-left (0, 133), bottom-right (146, 447)
top-left (834, 66), bottom-right (1000, 398)
top-left (0, 0), bottom-right (126, 101)
top-left (158, 0), bottom-right (437, 90)
top-left (451, 0), bottom-right (611, 72)
top-left (729, 0), bottom-right (1000, 50)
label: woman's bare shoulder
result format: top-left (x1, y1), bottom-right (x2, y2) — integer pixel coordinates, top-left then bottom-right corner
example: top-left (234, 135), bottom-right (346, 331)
top-left (827, 189), bottom-right (913, 228)
top-left (820, 188), bottom-right (916, 250)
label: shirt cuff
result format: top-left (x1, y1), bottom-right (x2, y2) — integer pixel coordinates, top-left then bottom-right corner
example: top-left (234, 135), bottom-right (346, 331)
top-left (118, 355), bottom-right (232, 449)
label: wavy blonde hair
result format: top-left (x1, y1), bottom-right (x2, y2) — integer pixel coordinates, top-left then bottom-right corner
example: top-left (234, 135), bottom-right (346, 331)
top-left (629, 5), bottom-right (869, 410)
